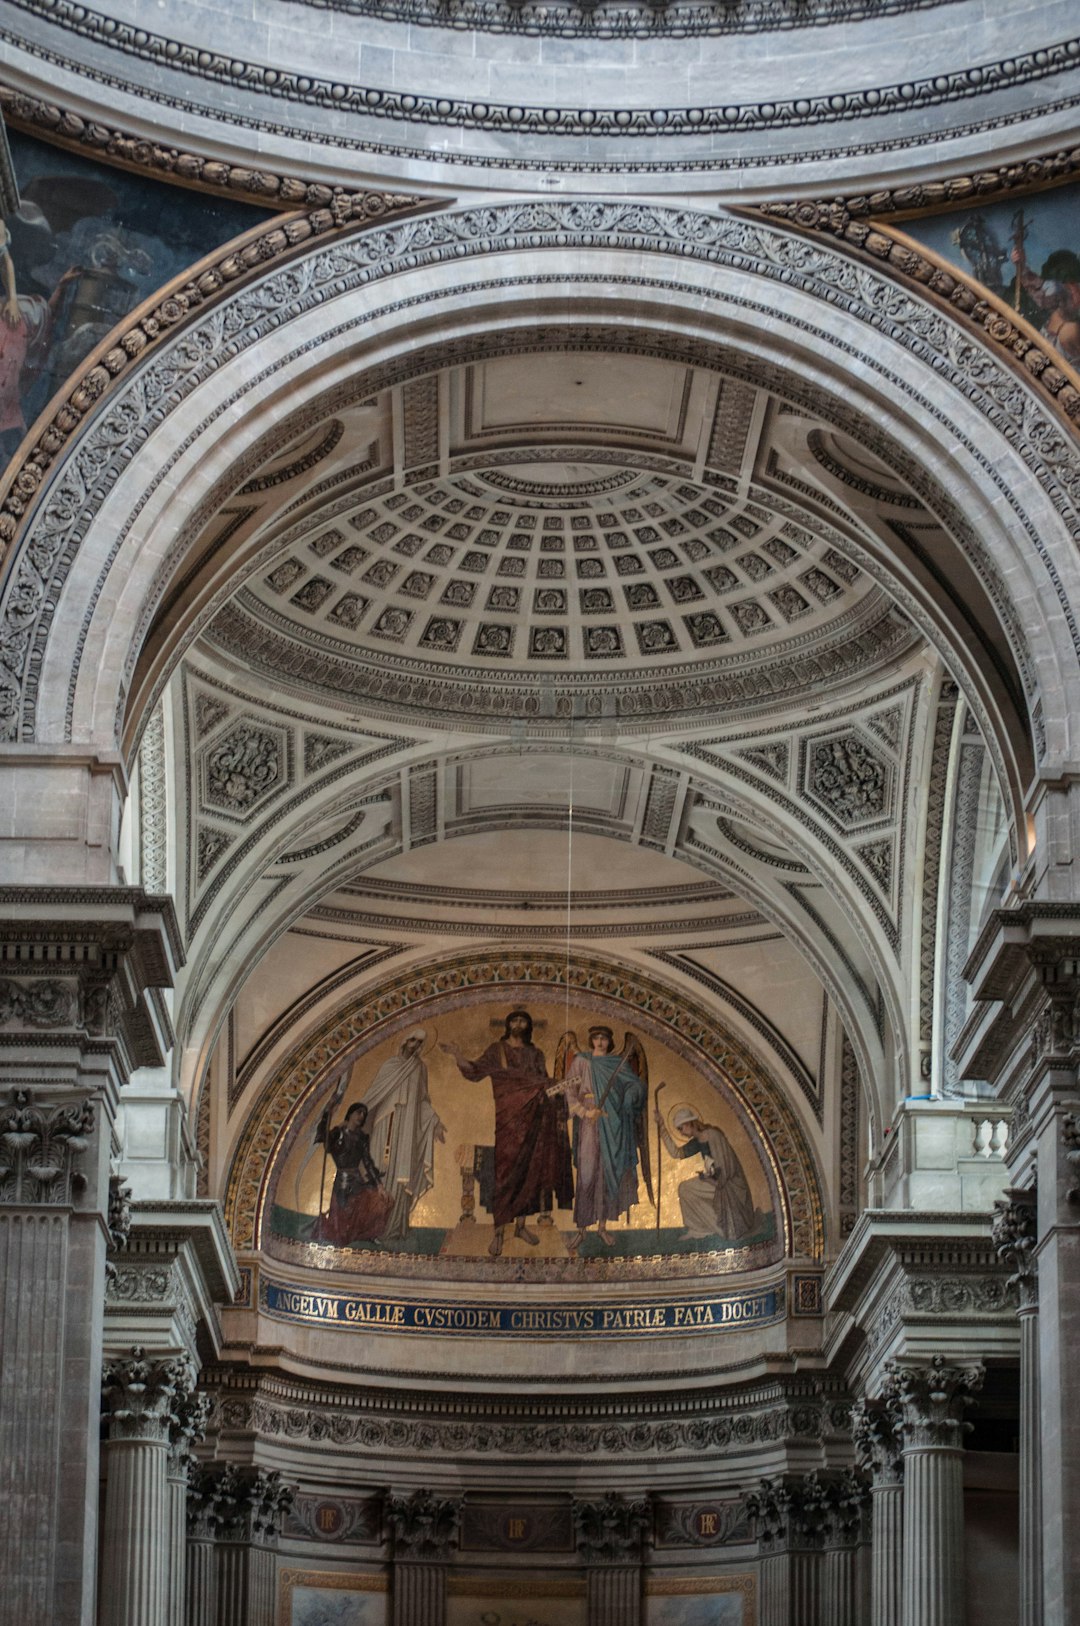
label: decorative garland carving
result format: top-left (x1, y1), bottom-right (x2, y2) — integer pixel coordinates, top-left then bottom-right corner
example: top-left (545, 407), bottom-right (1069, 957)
top-left (222, 949), bottom-right (824, 1259)
top-left (0, 1089), bottom-right (95, 1204)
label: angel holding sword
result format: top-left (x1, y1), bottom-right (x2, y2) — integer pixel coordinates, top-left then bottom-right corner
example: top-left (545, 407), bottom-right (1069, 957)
top-left (548, 1025), bottom-right (655, 1250)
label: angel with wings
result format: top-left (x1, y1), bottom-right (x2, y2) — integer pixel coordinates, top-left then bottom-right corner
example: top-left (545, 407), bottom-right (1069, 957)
top-left (549, 1025), bottom-right (656, 1249)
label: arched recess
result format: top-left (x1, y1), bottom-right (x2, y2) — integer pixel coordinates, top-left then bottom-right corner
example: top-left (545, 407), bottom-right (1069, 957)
top-left (221, 945), bottom-right (827, 1264)
top-left (170, 726), bottom-right (907, 1146)
top-left (5, 202), bottom-right (1080, 822)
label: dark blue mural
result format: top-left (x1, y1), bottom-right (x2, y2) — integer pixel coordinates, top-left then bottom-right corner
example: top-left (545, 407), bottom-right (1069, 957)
top-left (0, 123), bottom-right (273, 464)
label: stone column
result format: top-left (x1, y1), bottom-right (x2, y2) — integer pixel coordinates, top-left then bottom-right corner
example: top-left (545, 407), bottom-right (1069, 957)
top-left (0, 888), bottom-right (182, 1626)
top-left (99, 1348), bottom-right (197, 1626)
top-left (852, 1385), bottom-right (905, 1626)
top-left (896, 1356), bottom-right (984, 1626)
top-left (744, 1476), bottom-right (826, 1626)
top-left (387, 1490), bottom-right (461, 1626)
top-left (186, 1469), bottom-right (220, 1626)
top-left (165, 1391), bottom-right (211, 1626)
top-left (213, 1467), bottom-right (294, 1626)
top-left (819, 1472), bottom-right (869, 1626)
top-left (992, 1186), bottom-right (1040, 1626)
top-left (573, 1494), bottom-right (649, 1626)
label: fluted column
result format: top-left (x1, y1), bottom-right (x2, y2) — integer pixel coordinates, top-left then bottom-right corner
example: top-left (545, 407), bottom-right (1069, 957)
top-left (387, 1489), bottom-right (461, 1626)
top-left (896, 1356), bottom-right (984, 1626)
top-left (186, 1470), bottom-right (219, 1626)
top-left (99, 1348), bottom-right (197, 1626)
top-left (820, 1472), bottom-right (869, 1626)
top-left (574, 1493), bottom-right (648, 1626)
top-left (165, 1391), bottom-right (211, 1626)
top-left (853, 1385), bottom-right (905, 1626)
top-left (745, 1474), bottom-right (838, 1626)
top-left (212, 1467), bottom-right (293, 1626)
top-left (993, 1186), bottom-right (1040, 1626)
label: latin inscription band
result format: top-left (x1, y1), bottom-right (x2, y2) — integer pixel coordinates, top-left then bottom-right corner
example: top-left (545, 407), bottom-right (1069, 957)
top-left (260, 1277), bottom-right (783, 1338)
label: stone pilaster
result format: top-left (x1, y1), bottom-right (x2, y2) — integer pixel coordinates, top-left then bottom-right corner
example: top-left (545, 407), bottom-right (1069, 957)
top-left (992, 1186), bottom-right (1039, 1626)
top-left (573, 1493), bottom-right (649, 1626)
top-left (895, 1356), bottom-right (983, 1626)
top-left (0, 888), bottom-right (182, 1626)
top-left (852, 1383), bottom-right (905, 1626)
top-left (387, 1489), bottom-right (461, 1626)
top-left (99, 1347), bottom-right (197, 1626)
top-left (213, 1467), bottom-right (294, 1626)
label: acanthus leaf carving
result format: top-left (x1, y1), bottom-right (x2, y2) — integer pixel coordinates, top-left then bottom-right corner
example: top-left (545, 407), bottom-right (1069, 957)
top-left (573, 1492), bottom-right (649, 1563)
top-left (387, 1488), bottom-right (461, 1560)
top-left (0, 1089), bottom-right (95, 1204)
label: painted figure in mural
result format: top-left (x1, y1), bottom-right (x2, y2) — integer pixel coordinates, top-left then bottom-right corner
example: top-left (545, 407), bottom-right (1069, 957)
top-left (441, 1009), bottom-right (573, 1256)
top-left (551, 1026), bottom-right (654, 1250)
top-left (1010, 242), bottom-right (1080, 364)
top-left (313, 1101), bottom-right (393, 1247)
top-left (359, 1027), bottom-right (445, 1240)
top-left (655, 1104), bottom-right (755, 1242)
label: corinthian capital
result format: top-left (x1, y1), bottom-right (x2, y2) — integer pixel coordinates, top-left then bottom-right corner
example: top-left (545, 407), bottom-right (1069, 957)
top-left (101, 1346), bottom-right (197, 1444)
top-left (573, 1492), bottom-right (649, 1564)
top-left (991, 1187), bottom-right (1037, 1308)
top-left (892, 1355), bottom-right (984, 1450)
top-left (387, 1488), bottom-right (461, 1560)
top-left (851, 1391), bottom-right (904, 1486)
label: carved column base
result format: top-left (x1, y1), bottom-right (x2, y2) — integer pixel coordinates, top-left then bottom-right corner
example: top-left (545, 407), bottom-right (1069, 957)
top-left (586, 1565), bottom-right (640, 1626)
top-left (392, 1563), bottom-right (445, 1626)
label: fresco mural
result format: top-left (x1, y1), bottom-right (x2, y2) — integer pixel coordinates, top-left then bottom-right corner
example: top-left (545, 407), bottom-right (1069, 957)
top-left (281, 1574), bottom-right (386, 1626)
top-left (268, 995), bottom-right (778, 1276)
top-left (0, 119), bottom-right (272, 466)
top-left (446, 1581), bottom-right (585, 1626)
top-left (645, 1576), bottom-right (754, 1625)
top-left (899, 180), bottom-right (1080, 367)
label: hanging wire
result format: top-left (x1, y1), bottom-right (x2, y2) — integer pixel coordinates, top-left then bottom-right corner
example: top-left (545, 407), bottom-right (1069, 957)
top-left (564, 719), bottom-right (575, 1047)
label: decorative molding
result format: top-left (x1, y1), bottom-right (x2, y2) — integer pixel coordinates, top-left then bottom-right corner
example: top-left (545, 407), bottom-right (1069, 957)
top-left (918, 682), bottom-right (958, 1073)
top-left (654, 1499), bottom-right (749, 1547)
top-left (0, 82), bottom-right (413, 213)
top-left (187, 1463), bottom-right (294, 1543)
top-left (851, 1389), bottom-right (903, 1487)
top-left (278, 0), bottom-right (953, 39)
top-left (0, 1090), bottom-right (96, 1205)
top-left (139, 703), bottom-right (168, 893)
top-left (282, 1493), bottom-right (381, 1545)
top-left (7, 2), bottom-right (1080, 145)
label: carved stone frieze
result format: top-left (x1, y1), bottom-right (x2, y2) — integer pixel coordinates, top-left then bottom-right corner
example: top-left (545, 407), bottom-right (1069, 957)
top-left (101, 1345), bottom-right (197, 1444)
top-left (387, 1489), bottom-right (461, 1560)
top-left (893, 1355), bottom-right (984, 1451)
top-left (654, 1500), bottom-right (749, 1548)
top-left (867, 1271), bottom-right (1015, 1351)
top-left (573, 1493), bottom-right (649, 1563)
top-left (283, 1493), bottom-right (381, 1545)
top-left (0, 1090), bottom-right (96, 1205)
top-left (0, 977), bottom-right (77, 1028)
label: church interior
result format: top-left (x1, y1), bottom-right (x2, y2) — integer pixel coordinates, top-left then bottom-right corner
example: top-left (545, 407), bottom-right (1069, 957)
top-left (1, 1), bottom-right (1079, 1622)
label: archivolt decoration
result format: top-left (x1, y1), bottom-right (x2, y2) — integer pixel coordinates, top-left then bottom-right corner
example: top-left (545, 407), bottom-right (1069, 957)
top-left (222, 948), bottom-right (826, 1262)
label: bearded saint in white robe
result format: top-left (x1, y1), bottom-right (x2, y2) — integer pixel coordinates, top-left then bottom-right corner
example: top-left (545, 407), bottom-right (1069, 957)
top-left (360, 1028), bottom-right (444, 1239)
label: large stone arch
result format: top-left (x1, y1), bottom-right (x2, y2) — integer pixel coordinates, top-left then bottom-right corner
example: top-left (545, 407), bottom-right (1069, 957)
top-left (4, 201), bottom-right (1080, 836)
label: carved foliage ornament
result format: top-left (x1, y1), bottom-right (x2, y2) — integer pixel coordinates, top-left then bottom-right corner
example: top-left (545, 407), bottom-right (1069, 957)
top-left (851, 1388), bottom-right (904, 1486)
top-left (743, 1471), bottom-right (866, 1550)
top-left (187, 1463), bottom-right (294, 1542)
top-left (991, 1186), bottom-right (1037, 1305)
top-left (101, 1345), bottom-right (197, 1444)
top-left (1063, 1112), bottom-right (1080, 1206)
top-left (0, 1089), bottom-right (95, 1204)
top-left (0, 978), bottom-right (77, 1028)
top-left (891, 1354), bottom-right (984, 1449)
top-left (573, 1493), bottom-right (650, 1563)
top-left (386, 1489), bottom-right (461, 1560)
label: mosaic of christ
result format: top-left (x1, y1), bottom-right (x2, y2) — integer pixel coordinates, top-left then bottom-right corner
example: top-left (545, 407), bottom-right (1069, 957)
top-left (269, 998), bottom-right (779, 1274)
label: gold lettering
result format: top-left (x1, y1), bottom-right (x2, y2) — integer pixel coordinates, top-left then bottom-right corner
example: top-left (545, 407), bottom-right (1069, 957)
top-left (506, 1518), bottom-right (527, 1540)
top-left (699, 1511), bottom-right (719, 1536)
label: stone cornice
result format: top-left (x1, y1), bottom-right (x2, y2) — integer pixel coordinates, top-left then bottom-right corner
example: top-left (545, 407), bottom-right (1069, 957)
top-left (825, 1209), bottom-right (996, 1312)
